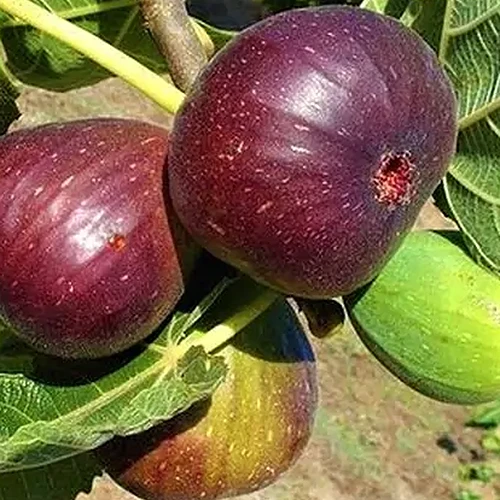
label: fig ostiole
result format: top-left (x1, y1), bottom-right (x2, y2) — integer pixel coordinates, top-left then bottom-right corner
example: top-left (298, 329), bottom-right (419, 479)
top-left (97, 300), bottom-right (318, 500)
top-left (0, 118), bottom-right (198, 359)
top-left (345, 230), bottom-right (500, 405)
top-left (168, 5), bottom-right (458, 299)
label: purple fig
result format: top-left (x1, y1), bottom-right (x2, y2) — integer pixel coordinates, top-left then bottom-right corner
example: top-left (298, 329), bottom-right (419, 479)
top-left (168, 6), bottom-right (457, 298)
top-left (98, 300), bottom-right (318, 500)
top-left (0, 118), bottom-right (197, 359)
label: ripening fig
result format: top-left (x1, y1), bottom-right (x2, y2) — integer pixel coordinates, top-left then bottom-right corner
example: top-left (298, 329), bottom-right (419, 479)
top-left (0, 118), bottom-right (198, 359)
top-left (345, 231), bottom-right (500, 405)
top-left (98, 300), bottom-right (318, 500)
top-left (169, 6), bottom-right (457, 299)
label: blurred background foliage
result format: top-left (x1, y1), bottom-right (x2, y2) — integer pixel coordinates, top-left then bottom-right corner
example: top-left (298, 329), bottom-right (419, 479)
top-left (187, 0), bottom-right (362, 29)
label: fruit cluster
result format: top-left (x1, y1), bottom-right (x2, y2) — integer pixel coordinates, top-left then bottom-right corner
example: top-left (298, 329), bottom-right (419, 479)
top-left (5, 4), bottom-right (498, 500)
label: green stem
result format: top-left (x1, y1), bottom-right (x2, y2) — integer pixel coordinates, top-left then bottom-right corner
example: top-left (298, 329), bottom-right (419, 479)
top-left (0, 0), bottom-right (186, 115)
top-left (180, 280), bottom-right (280, 355)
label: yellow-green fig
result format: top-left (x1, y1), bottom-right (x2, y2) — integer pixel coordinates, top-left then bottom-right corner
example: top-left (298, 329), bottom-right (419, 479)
top-left (345, 231), bottom-right (500, 405)
top-left (97, 299), bottom-right (318, 500)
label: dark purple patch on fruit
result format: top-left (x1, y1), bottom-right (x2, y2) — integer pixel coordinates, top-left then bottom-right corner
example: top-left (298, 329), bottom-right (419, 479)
top-left (0, 118), bottom-right (197, 359)
top-left (169, 6), bottom-right (457, 298)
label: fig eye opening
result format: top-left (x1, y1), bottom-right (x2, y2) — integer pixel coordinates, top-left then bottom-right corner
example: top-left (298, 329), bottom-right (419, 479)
top-left (372, 151), bottom-right (416, 209)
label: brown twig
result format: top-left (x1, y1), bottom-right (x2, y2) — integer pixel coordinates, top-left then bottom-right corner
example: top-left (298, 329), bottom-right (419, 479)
top-left (140, 0), bottom-right (208, 92)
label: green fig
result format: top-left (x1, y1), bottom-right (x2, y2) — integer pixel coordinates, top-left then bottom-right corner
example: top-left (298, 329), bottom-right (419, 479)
top-left (97, 299), bottom-right (318, 500)
top-left (345, 230), bottom-right (500, 405)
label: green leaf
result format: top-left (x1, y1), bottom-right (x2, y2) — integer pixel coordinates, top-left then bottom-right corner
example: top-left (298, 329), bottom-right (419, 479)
top-left (469, 399), bottom-right (500, 427)
top-left (407, 0), bottom-right (447, 51)
top-left (360, 0), bottom-right (411, 18)
top-left (194, 19), bottom-right (237, 52)
top-left (439, 0), bottom-right (500, 274)
top-left (1, 1), bottom-right (146, 90)
top-left (0, 0), bottom-right (235, 91)
top-left (0, 279), bottom-right (233, 473)
top-left (0, 57), bottom-right (20, 134)
top-left (0, 453), bottom-right (101, 500)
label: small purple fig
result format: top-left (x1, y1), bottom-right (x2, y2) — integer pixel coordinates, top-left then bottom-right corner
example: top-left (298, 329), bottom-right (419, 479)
top-left (168, 6), bottom-right (457, 298)
top-left (0, 118), bottom-right (197, 359)
top-left (97, 300), bottom-right (318, 500)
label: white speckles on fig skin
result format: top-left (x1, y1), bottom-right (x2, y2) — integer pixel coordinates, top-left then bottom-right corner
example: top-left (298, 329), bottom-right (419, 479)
top-left (99, 301), bottom-right (318, 500)
top-left (169, 6), bottom-right (458, 298)
top-left (0, 119), bottom-right (196, 358)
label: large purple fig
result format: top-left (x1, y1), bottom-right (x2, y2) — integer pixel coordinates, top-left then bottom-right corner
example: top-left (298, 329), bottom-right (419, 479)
top-left (0, 118), bottom-right (197, 359)
top-left (98, 300), bottom-right (318, 500)
top-left (169, 6), bottom-right (457, 299)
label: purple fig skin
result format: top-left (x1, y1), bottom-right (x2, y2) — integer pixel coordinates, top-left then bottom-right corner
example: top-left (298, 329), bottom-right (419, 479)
top-left (98, 301), bottom-right (318, 500)
top-left (0, 118), bottom-right (197, 359)
top-left (169, 6), bottom-right (458, 299)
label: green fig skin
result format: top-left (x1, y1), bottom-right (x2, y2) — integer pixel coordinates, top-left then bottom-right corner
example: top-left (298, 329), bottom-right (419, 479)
top-left (98, 300), bottom-right (318, 500)
top-left (345, 231), bottom-right (500, 405)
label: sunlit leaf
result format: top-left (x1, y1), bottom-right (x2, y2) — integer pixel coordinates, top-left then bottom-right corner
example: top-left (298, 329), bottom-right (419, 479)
top-left (0, 0), bottom-right (235, 91)
top-left (439, 0), bottom-right (500, 274)
top-left (0, 279), bottom-right (233, 472)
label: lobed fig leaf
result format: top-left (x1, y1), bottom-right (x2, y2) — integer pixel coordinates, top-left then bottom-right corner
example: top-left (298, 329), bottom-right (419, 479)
top-left (345, 230), bottom-right (500, 405)
top-left (0, 275), bottom-right (233, 472)
top-left (438, 1), bottom-right (500, 275)
top-left (0, 0), bottom-right (232, 91)
top-left (169, 6), bottom-right (457, 299)
top-left (98, 299), bottom-right (318, 500)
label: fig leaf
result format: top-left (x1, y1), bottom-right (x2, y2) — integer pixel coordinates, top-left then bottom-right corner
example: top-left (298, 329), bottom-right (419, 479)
top-left (0, 0), bottom-right (234, 91)
top-left (0, 452), bottom-right (101, 500)
top-left (0, 279), bottom-right (233, 473)
top-left (0, 57), bottom-right (19, 134)
top-left (360, 0), bottom-right (411, 18)
top-left (438, 1), bottom-right (500, 275)
top-left (469, 400), bottom-right (500, 428)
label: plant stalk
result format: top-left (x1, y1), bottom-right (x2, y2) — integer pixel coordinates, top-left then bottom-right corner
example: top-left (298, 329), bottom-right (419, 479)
top-left (139, 0), bottom-right (208, 91)
top-left (0, 0), bottom-right (186, 115)
top-left (179, 282), bottom-right (280, 355)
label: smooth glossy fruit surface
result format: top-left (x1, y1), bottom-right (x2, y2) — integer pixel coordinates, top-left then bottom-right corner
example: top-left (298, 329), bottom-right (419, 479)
top-left (0, 118), bottom-right (196, 359)
top-left (98, 300), bottom-right (318, 500)
top-left (345, 231), bottom-right (500, 405)
top-left (169, 6), bottom-right (457, 299)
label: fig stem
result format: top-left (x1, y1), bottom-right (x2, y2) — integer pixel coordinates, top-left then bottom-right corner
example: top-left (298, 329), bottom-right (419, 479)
top-left (139, 0), bottom-right (208, 91)
top-left (0, 0), bottom-right (186, 115)
top-left (180, 284), bottom-right (280, 354)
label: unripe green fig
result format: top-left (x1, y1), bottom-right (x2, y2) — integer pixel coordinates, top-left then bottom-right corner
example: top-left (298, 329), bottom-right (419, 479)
top-left (345, 231), bottom-right (500, 405)
top-left (97, 300), bottom-right (318, 500)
